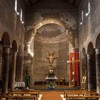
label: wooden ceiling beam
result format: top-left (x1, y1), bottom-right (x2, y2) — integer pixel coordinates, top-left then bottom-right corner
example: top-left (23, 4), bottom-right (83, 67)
top-left (23, 0), bottom-right (81, 7)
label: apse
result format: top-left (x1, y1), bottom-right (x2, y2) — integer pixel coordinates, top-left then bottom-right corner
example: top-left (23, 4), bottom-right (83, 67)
top-left (31, 23), bottom-right (69, 85)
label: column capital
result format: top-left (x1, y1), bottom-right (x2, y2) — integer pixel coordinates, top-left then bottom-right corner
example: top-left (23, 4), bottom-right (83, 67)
top-left (95, 48), bottom-right (100, 54)
top-left (4, 47), bottom-right (10, 54)
top-left (87, 54), bottom-right (92, 56)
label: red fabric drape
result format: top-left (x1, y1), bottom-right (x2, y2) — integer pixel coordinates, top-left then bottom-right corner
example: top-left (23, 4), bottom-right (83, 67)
top-left (69, 52), bottom-right (80, 86)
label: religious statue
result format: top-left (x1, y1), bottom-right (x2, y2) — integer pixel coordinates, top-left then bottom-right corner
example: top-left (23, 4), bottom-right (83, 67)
top-left (24, 67), bottom-right (30, 89)
top-left (47, 51), bottom-right (57, 67)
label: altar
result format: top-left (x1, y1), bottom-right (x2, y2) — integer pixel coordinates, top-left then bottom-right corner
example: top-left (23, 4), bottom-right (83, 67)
top-left (14, 82), bottom-right (25, 89)
top-left (45, 70), bottom-right (58, 89)
top-left (45, 51), bottom-right (58, 89)
top-left (45, 76), bottom-right (57, 89)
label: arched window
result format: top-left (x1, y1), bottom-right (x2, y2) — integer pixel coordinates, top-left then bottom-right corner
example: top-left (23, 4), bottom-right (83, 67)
top-left (20, 9), bottom-right (24, 24)
top-left (80, 10), bottom-right (84, 25)
top-left (85, 0), bottom-right (90, 16)
top-left (15, 0), bottom-right (19, 15)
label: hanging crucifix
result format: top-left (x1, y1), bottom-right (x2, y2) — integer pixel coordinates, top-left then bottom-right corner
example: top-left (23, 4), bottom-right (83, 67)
top-left (46, 51), bottom-right (57, 68)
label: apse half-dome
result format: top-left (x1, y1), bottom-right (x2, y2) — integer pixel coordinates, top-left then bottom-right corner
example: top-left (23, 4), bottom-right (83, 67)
top-left (37, 23), bottom-right (65, 38)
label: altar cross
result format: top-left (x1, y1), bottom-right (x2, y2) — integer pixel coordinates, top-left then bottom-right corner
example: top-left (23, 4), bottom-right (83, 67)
top-left (47, 51), bottom-right (57, 67)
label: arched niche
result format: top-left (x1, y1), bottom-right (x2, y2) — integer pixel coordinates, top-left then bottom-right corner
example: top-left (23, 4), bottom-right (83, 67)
top-left (87, 42), bottom-right (96, 91)
top-left (0, 42), bottom-right (3, 89)
top-left (95, 33), bottom-right (100, 94)
top-left (81, 48), bottom-right (87, 89)
top-left (8, 40), bottom-right (18, 89)
top-left (12, 40), bottom-right (17, 52)
top-left (81, 48), bottom-right (87, 76)
top-left (33, 23), bottom-right (69, 84)
top-left (1, 32), bottom-right (10, 93)
top-left (1, 32), bottom-right (10, 47)
top-left (96, 33), bottom-right (100, 48)
top-left (87, 42), bottom-right (94, 54)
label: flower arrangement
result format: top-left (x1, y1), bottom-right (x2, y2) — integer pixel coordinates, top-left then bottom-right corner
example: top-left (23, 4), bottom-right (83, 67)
top-left (48, 81), bottom-right (55, 89)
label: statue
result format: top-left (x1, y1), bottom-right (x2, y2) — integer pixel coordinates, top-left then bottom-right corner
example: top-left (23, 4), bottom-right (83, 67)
top-left (46, 51), bottom-right (57, 67)
top-left (24, 67), bottom-right (30, 89)
top-left (45, 51), bottom-right (58, 89)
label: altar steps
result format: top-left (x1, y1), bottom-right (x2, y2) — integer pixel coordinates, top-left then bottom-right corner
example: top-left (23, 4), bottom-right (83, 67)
top-left (31, 85), bottom-right (80, 90)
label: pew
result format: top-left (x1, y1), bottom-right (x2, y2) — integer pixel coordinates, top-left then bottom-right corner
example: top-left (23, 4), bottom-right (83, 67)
top-left (67, 95), bottom-right (100, 100)
top-left (64, 90), bottom-right (99, 100)
top-left (1, 90), bottom-right (40, 100)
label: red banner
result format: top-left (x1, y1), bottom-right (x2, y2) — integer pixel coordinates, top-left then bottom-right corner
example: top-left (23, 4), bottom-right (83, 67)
top-left (69, 52), bottom-right (80, 86)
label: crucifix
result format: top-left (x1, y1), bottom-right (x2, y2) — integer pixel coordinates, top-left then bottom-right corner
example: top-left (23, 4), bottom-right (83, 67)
top-left (47, 51), bottom-right (57, 68)
top-left (67, 55), bottom-right (80, 86)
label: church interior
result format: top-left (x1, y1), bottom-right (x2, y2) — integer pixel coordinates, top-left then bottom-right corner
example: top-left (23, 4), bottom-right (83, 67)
top-left (0, 0), bottom-right (100, 100)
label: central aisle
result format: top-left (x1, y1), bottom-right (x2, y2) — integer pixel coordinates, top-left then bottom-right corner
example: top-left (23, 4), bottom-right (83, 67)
top-left (41, 91), bottom-right (63, 100)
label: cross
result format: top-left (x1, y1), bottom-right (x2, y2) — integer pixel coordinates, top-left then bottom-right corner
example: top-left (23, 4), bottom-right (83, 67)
top-left (67, 55), bottom-right (80, 85)
top-left (46, 51), bottom-right (57, 67)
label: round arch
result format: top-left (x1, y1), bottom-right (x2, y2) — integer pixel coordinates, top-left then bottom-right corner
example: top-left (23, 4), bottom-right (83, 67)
top-left (12, 40), bottom-right (17, 52)
top-left (32, 22), bottom-right (69, 84)
top-left (87, 42), bottom-right (96, 91)
top-left (35, 18), bottom-right (66, 32)
top-left (26, 18), bottom-right (67, 43)
top-left (2, 32), bottom-right (10, 47)
top-left (87, 42), bottom-right (94, 54)
top-left (1, 32), bottom-right (10, 93)
top-left (95, 33), bottom-right (100, 94)
top-left (81, 48), bottom-right (87, 75)
top-left (82, 48), bottom-right (86, 57)
top-left (95, 33), bottom-right (100, 48)
top-left (81, 48), bottom-right (87, 89)
top-left (36, 23), bottom-right (65, 38)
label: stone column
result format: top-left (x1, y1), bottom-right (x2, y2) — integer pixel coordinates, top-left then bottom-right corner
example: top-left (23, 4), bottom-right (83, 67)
top-left (16, 52), bottom-right (24, 82)
top-left (95, 48), bottom-right (100, 94)
top-left (10, 51), bottom-right (17, 90)
top-left (87, 54), bottom-right (93, 91)
top-left (2, 47), bottom-right (10, 94)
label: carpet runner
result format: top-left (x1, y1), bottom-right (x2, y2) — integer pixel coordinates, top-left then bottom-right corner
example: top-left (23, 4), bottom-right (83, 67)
top-left (41, 91), bottom-right (63, 100)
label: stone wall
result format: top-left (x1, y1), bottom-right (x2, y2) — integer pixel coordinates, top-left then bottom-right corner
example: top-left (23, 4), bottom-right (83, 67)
top-left (25, 0), bottom-right (78, 34)
top-left (33, 34), bottom-right (69, 82)
top-left (0, 0), bottom-right (25, 47)
top-left (79, 0), bottom-right (100, 51)
top-left (79, 0), bottom-right (100, 89)
top-left (0, 0), bottom-right (25, 83)
top-left (24, 0), bottom-right (79, 86)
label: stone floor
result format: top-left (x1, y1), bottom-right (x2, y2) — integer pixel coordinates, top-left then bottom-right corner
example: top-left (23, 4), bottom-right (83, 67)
top-left (39, 91), bottom-right (98, 100)
top-left (40, 91), bottom-right (63, 100)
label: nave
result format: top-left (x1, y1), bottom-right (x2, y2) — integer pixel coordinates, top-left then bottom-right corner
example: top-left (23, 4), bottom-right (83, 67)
top-left (1, 89), bottom-right (100, 100)
top-left (1, 0), bottom-right (100, 100)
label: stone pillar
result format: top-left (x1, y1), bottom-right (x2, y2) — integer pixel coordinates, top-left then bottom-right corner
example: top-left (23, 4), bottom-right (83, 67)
top-left (95, 48), bottom-right (100, 94)
top-left (16, 52), bottom-right (24, 82)
top-left (2, 47), bottom-right (10, 94)
top-left (10, 51), bottom-right (17, 90)
top-left (87, 54), bottom-right (93, 91)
